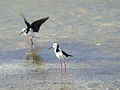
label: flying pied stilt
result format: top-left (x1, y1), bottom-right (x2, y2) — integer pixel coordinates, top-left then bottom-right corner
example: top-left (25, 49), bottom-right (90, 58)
top-left (19, 16), bottom-right (49, 48)
top-left (49, 43), bottom-right (72, 73)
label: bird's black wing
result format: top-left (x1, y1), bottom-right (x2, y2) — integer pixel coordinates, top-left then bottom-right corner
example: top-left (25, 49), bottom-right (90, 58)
top-left (61, 50), bottom-right (72, 57)
top-left (22, 15), bottom-right (31, 29)
top-left (31, 17), bottom-right (49, 32)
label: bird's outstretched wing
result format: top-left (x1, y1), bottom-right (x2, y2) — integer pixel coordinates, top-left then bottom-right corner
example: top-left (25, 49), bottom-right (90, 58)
top-left (22, 15), bottom-right (31, 29)
top-left (31, 17), bottom-right (49, 32)
top-left (61, 50), bottom-right (72, 57)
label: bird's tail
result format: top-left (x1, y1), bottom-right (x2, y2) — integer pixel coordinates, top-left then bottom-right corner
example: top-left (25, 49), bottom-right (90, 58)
top-left (68, 54), bottom-right (73, 57)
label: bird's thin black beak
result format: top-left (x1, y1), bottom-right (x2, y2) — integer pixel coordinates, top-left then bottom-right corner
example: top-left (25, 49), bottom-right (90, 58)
top-left (19, 32), bottom-right (24, 35)
top-left (48, 46), bottom-right (52, 49)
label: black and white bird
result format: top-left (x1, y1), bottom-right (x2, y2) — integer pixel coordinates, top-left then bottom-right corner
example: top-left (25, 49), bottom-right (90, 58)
top-left (49, 43), bottom-right (72, 73)
top-left (19, 16), bottom-right (49, 48)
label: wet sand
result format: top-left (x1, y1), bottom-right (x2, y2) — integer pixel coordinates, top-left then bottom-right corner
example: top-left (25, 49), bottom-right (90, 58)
top-left (0, 0), bottom-right (120, 90)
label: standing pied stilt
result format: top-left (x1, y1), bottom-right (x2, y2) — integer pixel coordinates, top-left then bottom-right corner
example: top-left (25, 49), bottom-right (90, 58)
top-left (49, 43), bottom-right (72, 74)
top-left (19, 16), bottom-right (49, 48)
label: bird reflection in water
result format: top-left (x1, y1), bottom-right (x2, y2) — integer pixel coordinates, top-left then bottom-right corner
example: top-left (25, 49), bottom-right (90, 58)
top-left (24, 47), bottom-right (42, 66)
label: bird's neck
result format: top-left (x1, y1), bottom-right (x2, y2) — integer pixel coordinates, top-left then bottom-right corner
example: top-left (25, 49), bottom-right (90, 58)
top-left (54, 47), bottom-right (60, 52)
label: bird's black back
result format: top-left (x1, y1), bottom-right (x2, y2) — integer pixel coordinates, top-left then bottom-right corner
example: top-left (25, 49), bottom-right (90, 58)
top-left (22, 16), bottom-right (49, 33)
top-left (61, 50), bottom-right (72, 57)
top-left (31, 17), bottom-right (49, 32)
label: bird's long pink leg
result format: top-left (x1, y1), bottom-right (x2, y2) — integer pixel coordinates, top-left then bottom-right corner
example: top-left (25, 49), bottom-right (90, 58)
top-left (64, 61), bottom-right (67, 74)
top-left (60, 60), bottom-right (63, 74)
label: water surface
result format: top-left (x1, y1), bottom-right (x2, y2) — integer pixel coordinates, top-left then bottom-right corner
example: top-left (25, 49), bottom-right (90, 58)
top-left (0, 0), bottom-right (120, 89)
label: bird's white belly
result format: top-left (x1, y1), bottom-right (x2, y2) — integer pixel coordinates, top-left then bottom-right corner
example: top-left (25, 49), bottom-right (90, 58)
top-left (55, 52), bottom-right (65, 60)
top-left (27, 31), bottom-right (35, 38)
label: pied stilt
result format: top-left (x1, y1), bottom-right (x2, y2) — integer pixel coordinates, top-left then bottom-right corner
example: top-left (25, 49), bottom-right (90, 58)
top-left (49, 43), bottom-right (72, 73)
top-left (19, 15), bottom-right (49, 48)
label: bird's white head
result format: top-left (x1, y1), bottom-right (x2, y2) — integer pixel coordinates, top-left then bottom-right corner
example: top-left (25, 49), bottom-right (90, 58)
top-left (19, 28), bottom-right (27, 35)
top-left (52, 43), bottom-right (58, 49)
top-left (49, 43), bottom-right (59, 49)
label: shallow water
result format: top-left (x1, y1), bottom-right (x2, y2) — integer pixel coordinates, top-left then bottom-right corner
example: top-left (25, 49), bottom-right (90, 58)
top-left (0, 0), bottom-right (120, 89)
